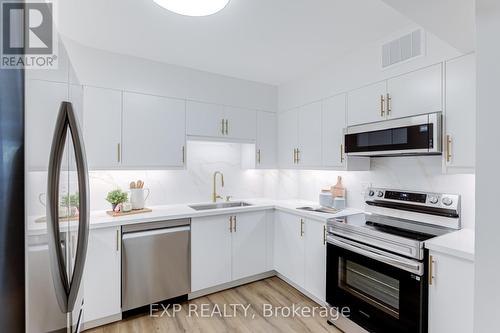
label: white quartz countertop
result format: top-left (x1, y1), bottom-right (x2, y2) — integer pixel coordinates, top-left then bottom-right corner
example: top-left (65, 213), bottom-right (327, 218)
top-left (27, 198), bottom-right (363, 235)
top-left (424, 229), bottom-right (475, 261)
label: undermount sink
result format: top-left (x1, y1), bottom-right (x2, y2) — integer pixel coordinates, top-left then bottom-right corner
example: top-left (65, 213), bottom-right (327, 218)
top-left (189, 201), bottom-right (252, 211)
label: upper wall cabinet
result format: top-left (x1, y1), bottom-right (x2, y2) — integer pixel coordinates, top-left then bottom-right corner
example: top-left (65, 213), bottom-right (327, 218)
top-left (322, 95), bottom-right (346, 168)
top-left (278, 108), bottom-right (298, 169)
top-left (387, 63), bottom-right (442, 119)
top-left (186, 101), bottom-right (225, 138)
top-left (256, 111), bottom-right (277, 169)
top-left (298, 102), bottom-right (323, 167)
top-left (26, 80), bottom-right (69, 170)
top-left (444, 54), bottom-right (475, 173)
top-left (347, 63), bottom-right (443, 126)
top-left (186, 101), bottom-right (256, 142)
top-left (122, 92), bottom-right (186, 168)
top-left (347, 81), bottom-right (387, 126)
top-left (82, 87), bottom-right (123, 169)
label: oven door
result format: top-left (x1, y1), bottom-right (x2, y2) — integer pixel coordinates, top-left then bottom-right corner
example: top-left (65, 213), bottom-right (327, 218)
top-left (326, 235), bottom-right (427, 333)
top-left (345, 112), bottom-right (442, 156)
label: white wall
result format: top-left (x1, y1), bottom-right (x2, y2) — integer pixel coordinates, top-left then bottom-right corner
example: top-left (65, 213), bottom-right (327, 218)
top-left (474, 1), bottom-right (500, 331)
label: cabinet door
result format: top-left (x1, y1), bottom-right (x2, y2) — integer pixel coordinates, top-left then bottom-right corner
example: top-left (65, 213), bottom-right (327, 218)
top-left (191, 215), bottom-right (232, 291)
top-left (347, 81), bottom-right (387, 126)
top-left (186, 101), bottom-right (224, 138)
top-left (274, 211), bottom-right (305, 286)
top-left (84, 227), bottom-right (121, 324)
top-left (26, 80), bottom-right (68, 170)
top-left (387, 63), bottom-right (442, 119)
top-left (428, 251), bottom-right (474, 333)
top-left (322, 94), bottom-right (346, 168)
top-left (224, 106), bottom-right (257, 141)
top-left (444, 54), bottom-right (475, 171)
top-left (232, 211), bottom-right (268, 280)
top-left (82, 87), bottom-right (122, 169)
top-left (278, 109), bottom-right (298, 168)
top-left (122, 92), bottom-right (185, 168)
top-left (304, 219), bottom-right (326, 301)
top-left (298, 102), bottom-right (323, 167)
top-left (256, 111), bottom-right (277, 169)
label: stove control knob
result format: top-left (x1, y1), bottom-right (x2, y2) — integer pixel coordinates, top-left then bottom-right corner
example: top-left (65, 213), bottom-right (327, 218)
top-left (428, 196), bottom-right (439, 204)
top-left (377, 191), bottom-right (384, 198)
top-left (442, 197), bottom-right (453, 206)
top-left (368, 190), bottom-right (375, 197)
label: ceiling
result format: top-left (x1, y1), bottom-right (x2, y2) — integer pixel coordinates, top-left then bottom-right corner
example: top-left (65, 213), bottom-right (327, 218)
top-left (57, 0), bottom-right (414, 85)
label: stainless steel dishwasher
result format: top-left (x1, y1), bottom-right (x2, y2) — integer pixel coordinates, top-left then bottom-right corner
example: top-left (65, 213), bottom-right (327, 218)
top-left (122, 219), bottom-right (190, 311)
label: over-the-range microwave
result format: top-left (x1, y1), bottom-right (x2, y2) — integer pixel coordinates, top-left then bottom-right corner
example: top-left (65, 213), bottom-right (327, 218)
top-left (344, 112), bottom-right (442, 157)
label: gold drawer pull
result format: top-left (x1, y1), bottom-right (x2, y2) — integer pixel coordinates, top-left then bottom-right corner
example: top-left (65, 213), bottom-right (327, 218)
top-left (446, 135), bottom-right (452, 163)
top-left (380, 95), bottom-right (385, 117)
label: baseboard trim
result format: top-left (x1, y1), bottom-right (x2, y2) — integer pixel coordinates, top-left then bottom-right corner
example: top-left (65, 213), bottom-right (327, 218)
top-left (82, 313), bottom-right (122, 331)
top-left (188, 271), bottom-right (276, 300)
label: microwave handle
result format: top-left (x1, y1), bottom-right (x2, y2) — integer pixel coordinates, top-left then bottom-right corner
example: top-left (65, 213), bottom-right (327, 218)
top-left (327, 235), bottom-right (423, 275)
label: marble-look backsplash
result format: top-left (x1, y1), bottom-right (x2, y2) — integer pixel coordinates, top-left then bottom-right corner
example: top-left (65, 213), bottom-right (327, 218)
top-left (27, 143), bottom-right (475, 229)
top-left (277, 156), bottom-right (475, 229)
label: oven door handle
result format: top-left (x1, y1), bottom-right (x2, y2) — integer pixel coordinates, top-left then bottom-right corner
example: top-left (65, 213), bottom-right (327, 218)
top-left (327, 235), bottom-right (424, 276)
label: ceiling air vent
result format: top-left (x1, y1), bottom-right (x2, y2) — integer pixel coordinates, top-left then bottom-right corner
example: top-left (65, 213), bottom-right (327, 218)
top-left (382, 29), bottom-right (424, 68)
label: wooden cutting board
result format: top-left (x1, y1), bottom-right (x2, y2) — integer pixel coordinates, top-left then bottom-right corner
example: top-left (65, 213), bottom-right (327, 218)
top-left (106, 208), bottom-right (152, 217)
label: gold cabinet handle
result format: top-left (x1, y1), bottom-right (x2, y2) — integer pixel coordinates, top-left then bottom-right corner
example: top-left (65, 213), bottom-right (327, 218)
top-left (300, 218), bottom-right (304, 237)
top-left (257, 149), bottom-right (261, 164)
top-left (229, 216), bottom-right (233, 232)
top-left (446, 135), bottom-right (452, 163)
top-left (233, 216), bottom-right (237, 232)
top-left (323, 225), bottom-right (327, 245)
top-left (380, 94), bottom-right (385, 117)
top-left (340, 144), bottom-right (344, 163)
top-left (429, 255), bottom-right (434, 285)
top-left (116, 229), bottom-right (120, 252)
top-left (221, 119), bottom-right (225, 135)
top-left (225, 119), bottom-right (229, 135)
top-left (117, 143), bottom-right (121, 163)
top-left (293, 148), bottom-right (297, 164)
top-left (182, 145), bottom-right (185, 164)
top-left (296, 148), bottom-right (300, 164)
top-left (386, 93), bottom-right (392, 116)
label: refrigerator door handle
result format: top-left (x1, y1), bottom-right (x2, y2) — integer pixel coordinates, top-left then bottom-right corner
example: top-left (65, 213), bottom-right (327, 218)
top-left (46, 102), bottom-right (90, 313)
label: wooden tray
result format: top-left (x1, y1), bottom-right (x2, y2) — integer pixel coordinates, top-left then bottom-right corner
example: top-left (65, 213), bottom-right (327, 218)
top-left (106, 208), bottom-right (152, 217)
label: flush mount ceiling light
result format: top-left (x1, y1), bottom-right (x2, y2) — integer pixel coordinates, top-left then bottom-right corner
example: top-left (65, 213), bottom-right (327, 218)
top-left (153, 0), bottom-right (230, 16)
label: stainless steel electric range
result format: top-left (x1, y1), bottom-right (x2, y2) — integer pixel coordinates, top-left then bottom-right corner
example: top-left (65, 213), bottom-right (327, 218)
top-left (326, 187), bottom-right (461, 333)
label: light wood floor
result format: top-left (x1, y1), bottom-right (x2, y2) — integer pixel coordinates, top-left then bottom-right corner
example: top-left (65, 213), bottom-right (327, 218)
top-left (86, 277), bottom-right (342, 333)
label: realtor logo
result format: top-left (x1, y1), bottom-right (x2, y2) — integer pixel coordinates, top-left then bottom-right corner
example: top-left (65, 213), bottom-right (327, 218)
top-left (1, 0), bottom-right (58, 69)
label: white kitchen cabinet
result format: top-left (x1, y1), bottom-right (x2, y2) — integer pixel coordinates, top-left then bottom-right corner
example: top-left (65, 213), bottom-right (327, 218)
top-left (347, 81), bottom-right (387, 126)
top-left (122, 92), bottom-right (186, 168)
top-left (232, 211), bottom-right (267, 280)
top-left (444, 54), bottom-right (475, 173)
top-left (256, 111), bottom-right (277, 168)
top-left (83, 227), bottom-right (121, 326)
top-left (191, 215), bottom-right (233, 291)
top-left (186, 101), bottom-right (225, 138)
top-left (192, 211), bottom-right (269, 291)
top-left (82, 86), bottom-right (122, 169)
top-left (304, 219), bottom-right (327, 302)
top-left (387, 63), bottom-right (442, 119)
top-left (224, 106), bottom-right (257, 141)
top-left (274, 211), bottom-right (305, 287)
top-left (278, 109), bottom-right (299, 168)
top-left (428, 251), bottom-right (474, 333)
top-left (26, 80), bottom-right (68, 170)
top-left (298, 102), bottom-right (323, 167)
top-left (322, 94), bottom-right (346, 168)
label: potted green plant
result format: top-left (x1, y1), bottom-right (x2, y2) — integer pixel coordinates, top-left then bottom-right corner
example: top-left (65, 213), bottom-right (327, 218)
top-left (60, 192), bottom-right (79, 217)
top-left (106, 189), bottom-right (128, 211)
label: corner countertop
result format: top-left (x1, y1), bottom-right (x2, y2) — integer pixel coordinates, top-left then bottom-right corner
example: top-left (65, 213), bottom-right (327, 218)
top-left (424, 229), bottom-right (475, 262)
top-left (27, 198), bottom-right (363, 236)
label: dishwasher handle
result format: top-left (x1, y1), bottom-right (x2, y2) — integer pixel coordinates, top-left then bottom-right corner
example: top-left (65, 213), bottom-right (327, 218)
top-left (122, 226), bottom-right (190, 240)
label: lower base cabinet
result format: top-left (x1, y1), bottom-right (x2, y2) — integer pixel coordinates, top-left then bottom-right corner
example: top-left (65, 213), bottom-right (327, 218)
top-left (428, 250), bottom-right (474, 333)
top-left (274, 211), bottom-right (326, 302)
top-left (83, 227), bottom-right (121, 325)
top-left (191, 211), bottom-right (269, 292)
